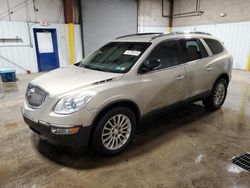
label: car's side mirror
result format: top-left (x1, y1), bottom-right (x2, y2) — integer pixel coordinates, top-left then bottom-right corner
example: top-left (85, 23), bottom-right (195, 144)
top-left (140, 58), bottom-right (161, 73)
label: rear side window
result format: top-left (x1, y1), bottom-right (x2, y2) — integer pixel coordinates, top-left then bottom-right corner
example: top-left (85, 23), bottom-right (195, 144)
top-left (146, 40), bottom-right (180, 70)
top-left (179, 39), bottom-right (208, 63)
top-left (203, 38), bottom-right (224, 55)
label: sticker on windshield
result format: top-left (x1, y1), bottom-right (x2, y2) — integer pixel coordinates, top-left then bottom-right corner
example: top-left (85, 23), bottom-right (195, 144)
top-left (124, 50), bottom-right (141, 56)
top-left (116, 66), bottom-right (126, 71)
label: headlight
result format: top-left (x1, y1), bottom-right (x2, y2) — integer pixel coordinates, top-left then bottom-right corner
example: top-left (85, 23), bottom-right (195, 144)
top-left (54, 90), bottom-right (97, 114)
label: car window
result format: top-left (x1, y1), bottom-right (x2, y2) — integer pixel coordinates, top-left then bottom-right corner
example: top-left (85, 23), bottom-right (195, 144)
top-left (81, 42), bottom-right (151, 73)
top-left (179, 38), bottom-right (208, 63)
top-left (146, 40), bottom-right (180, 70)
top-left (203, 38), bottom-right (224, 55)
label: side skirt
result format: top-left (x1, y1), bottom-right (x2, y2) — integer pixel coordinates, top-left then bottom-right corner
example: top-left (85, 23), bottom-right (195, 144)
top-left (139, 90), bottom-right (210, 126)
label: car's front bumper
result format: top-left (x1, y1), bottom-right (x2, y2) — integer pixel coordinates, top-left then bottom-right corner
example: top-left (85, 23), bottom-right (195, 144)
top-left (23, 115), bottom-right (91, 149)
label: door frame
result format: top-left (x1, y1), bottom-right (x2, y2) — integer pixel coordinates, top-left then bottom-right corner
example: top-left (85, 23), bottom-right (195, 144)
top-left (33, 28), bottom-right (60, 72)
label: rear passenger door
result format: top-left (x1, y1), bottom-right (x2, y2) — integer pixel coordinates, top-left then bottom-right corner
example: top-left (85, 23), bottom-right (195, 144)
top-left (178, 38), bottom-right (213, 99)
top-left (139, 40), bottom-right (186, 114)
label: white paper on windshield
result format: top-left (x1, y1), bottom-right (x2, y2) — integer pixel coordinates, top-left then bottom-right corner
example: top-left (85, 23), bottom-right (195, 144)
top-left (123, 50), bottom-right (141, 56)
top-left (116, 66), bottom-right (126, 71)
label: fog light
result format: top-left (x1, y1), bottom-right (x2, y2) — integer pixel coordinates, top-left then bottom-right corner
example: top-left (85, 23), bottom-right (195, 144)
top-left (51, 126), bottom-right (80, 135)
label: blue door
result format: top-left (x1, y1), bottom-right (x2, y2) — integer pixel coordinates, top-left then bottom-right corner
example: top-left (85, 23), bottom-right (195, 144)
top-left (33, 29), bottom-right (59, 72)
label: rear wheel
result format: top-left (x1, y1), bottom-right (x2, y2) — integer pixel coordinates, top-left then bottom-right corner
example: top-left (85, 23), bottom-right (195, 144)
top-left (203, 79), bottom-right (228, 111)
top-left (91, 107), bottom-right (136, 155)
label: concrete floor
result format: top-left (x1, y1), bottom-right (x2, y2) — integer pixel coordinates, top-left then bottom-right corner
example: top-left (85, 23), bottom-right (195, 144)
top-left (0, 70), bottom-right (250, 188)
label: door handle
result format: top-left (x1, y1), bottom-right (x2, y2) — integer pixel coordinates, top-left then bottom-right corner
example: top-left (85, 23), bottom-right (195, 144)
top-left (176, 75), bottom-right (184, 80)
top-left (206, 66), bottom-right (213, 71)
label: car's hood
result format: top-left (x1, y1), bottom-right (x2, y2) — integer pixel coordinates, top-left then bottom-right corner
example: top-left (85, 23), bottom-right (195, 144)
top-left (31, 66), bottom-right (123, 96)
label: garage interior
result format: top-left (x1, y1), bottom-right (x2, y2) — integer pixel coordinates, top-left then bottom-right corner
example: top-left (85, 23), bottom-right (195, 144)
top-left (0, 0), bottom-right (250, 187)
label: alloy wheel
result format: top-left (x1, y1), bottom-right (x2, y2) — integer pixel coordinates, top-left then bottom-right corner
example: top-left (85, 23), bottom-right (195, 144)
top-left (101, 114), bottom-right (132, 151)
top-left (213, 82), bottom-right (226, 106)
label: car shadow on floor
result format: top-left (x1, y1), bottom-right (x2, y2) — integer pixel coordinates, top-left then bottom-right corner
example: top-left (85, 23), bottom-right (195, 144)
top-left (31, 102), bottom-right (213, 170)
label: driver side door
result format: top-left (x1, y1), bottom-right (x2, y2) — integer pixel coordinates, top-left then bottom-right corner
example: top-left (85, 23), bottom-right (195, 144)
top-left (138, 40), bottom-right (186, 114)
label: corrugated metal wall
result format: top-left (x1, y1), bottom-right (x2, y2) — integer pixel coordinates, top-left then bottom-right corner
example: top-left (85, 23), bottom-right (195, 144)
top-left (173, 22), bottom-right (250, 70)
top-left (1, 21), bottom-right (249, 72)
top-left (81, 0), bottom-right (138, 56)
top-left (0, 21), bottom-right (83, 74)
top-left (139, 21), bottom-right (250, 70)
top-left (138, 26), bottom-right (169, 33)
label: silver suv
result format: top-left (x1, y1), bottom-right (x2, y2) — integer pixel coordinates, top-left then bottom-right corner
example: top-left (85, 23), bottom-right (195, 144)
top-left (22, 32), bottom-right (233, 155)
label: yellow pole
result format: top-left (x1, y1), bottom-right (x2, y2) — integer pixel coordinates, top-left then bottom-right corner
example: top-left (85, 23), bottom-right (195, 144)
top-left (68, 23), bottom-right (75, 65)
top-left (247, 53), bottom-right (250, 71)
top-left (168, 27), bottom-right (172, 33)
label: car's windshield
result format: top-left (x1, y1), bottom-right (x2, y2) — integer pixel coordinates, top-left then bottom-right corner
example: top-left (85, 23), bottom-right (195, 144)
top-left (80, 42), bottom-right (151, 73)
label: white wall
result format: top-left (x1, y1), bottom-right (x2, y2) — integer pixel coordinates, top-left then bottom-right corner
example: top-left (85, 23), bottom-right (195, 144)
top-left (138, 0), bottom-right (169, 27)
top-left (138, 0), bottom-right (250, 28)
top-left (0, 21), bottom-right (83, 74)
top-left (137, 0), bottom-right (250, 70)
top-left (138, 0), bottom-right (169, 33)
top-left (173, 22), bottom-right (250, 70)
top-left (139, 21), bottom-right (250, 70)
top-left (140, 22), bottom-right (250, 70)
top-left (173, 0), bottom-right (250, 27)
top-left (0, 0), bottom-right (65, 23)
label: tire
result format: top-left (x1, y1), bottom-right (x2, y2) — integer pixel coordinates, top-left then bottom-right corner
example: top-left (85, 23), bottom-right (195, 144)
top-left (91, 107), bottom-right (136, 155)
top-left (203, 78), bottom-right (228, 111)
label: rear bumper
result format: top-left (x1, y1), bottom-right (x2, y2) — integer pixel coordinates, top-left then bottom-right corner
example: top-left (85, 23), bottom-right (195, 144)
top-left (23, 115), bottom-right (91, 149)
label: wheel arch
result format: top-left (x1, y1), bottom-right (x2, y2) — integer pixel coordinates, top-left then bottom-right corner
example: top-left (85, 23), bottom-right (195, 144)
top-left (88, 99), bottom-right (141, 144)
top-left (214, 73), bottom-right (229, 86)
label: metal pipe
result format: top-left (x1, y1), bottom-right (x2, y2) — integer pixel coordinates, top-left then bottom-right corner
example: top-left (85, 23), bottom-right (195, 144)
top-left (162, 0), bottom-right (203, 18)
top-left (33, 0), bottom-right (38, 12)
top-left (0, 54), bottom-right (30, 73)
top-left (6, 0), bottom-right (11, 21)
top-left (0, 0), bottom-right (31, 17)
top-left (137, 0), bottom-right (139, 33)
top-left (173, 11), bottom-right (203, 17)
top-left (163, 11), bottom-right (203, 18)
top-left (26, 22), bottom-right (33, 47)
top-left (0, 45), bottom-right (32, 47)
top-left (172, 12), bottom-right (203, 18)
top-left (63, 0), bottom-right (74, 23)
top-left (78, 0), bottom-right (85, 58)
top-left (25, 0), bottom-right (30, 22)
top-left (168, 0), bottom-right (174, 27)
top-left (0, 0), bottom-right (33, 21)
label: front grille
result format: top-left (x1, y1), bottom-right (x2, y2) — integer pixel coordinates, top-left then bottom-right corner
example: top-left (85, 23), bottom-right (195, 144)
top-left (26, 84), bottom-right (48, 108)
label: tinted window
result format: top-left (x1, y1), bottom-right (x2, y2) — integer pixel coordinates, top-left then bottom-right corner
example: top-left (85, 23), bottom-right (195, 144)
top-left (146, 40), bottom-right (180, 70)
top-left (81, 42), bottom-right (151, 73)
top-left (179, 39), bottom-right (208, 63)
top-left (204, 38), bottom-right (224, 55)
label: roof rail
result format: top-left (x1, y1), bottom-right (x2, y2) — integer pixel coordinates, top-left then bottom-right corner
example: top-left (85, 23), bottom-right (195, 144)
top-left (175, 31), bottom-right (212, 35)
top-left (116, 33), bottom-right (163, 39)
top-left (150, 31), bottom-right (212, 40)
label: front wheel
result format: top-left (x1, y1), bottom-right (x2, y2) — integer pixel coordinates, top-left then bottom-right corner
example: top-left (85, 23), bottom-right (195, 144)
top-left (91, 107), bottom-right (136, 155)
top-left (203, 79), bottom-right (228, 111)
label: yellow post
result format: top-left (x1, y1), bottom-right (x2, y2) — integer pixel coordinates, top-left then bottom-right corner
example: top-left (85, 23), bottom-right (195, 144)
top-left (247, 53), bottom-right (250, 71)
top-left (68, 23), bottom-right (75, 65)
top-left (168, 27), bottom-right (172, 33)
